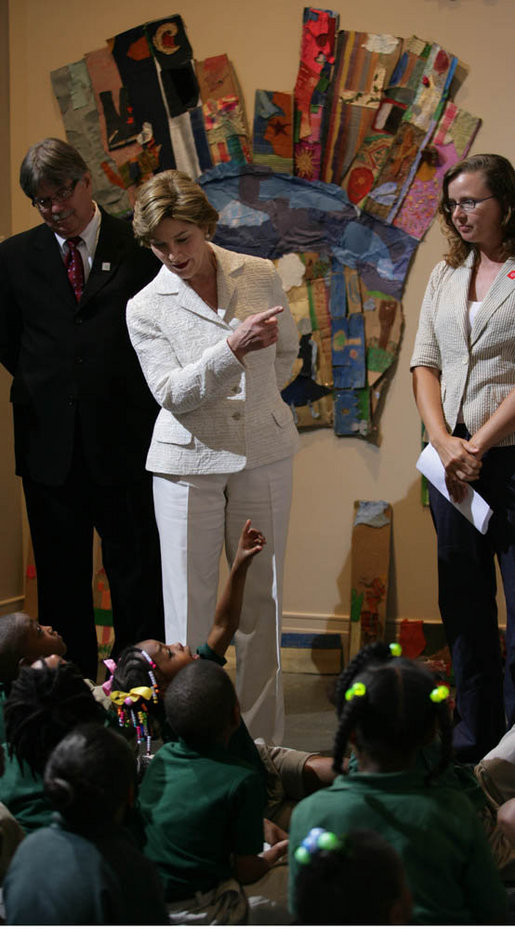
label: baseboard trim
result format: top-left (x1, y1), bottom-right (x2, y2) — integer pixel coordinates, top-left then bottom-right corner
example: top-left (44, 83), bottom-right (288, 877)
top-left (227, 614), bottom-right (453, 675)
top-left (0, 595), bottom-right (25, 614)
top-left (281, 611), bottom-right (448, 635)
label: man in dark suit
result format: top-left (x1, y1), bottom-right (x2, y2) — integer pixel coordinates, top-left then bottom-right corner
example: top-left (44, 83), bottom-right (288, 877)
top-left (0, 138), bottom-right (164, 679)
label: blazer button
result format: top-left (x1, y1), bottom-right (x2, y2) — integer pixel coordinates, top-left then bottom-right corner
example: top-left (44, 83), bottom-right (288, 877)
top-left (75, 356), bottom-right (84, 364)
top-left (232, 412), bottom-right (241, 421)
top-left (75, 317), bottom-right (83, 325)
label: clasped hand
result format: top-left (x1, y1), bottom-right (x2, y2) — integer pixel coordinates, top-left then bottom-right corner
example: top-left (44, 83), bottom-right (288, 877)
top-left (436, 435), bottom-right (482, 503)
top-left (227, 306), bottom-right (283, 362)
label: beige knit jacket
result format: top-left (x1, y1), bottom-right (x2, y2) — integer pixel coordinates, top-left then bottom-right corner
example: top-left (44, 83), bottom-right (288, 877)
top-left (410, 253), bottom-right (515, 447)
top-left (126, 243), bottom-right (299, 475)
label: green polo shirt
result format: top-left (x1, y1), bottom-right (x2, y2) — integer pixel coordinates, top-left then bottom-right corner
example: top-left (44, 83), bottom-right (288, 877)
top-left (0, 748), bottom-right (50, 833)
top-left (139, 738), bottom-right (264, 901)
top-left (193, 643), bottom-right (266, 790)
top-left (288, 768), bottom-right (506, 924)
top-left (346, 740), bottom-right (486, 811)
top-left (0, 683), bottom-right (7, 744)
top-left (4, 814), bottom-right (168, 924)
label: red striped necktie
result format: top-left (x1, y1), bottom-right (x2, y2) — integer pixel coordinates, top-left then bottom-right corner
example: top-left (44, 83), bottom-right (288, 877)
top-left (65, 237), bottom-right (85, 302)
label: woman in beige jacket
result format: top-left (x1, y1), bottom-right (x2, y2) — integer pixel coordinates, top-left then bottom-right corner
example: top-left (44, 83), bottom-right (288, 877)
top-left (126, 170), bottom-right (299, 744)
top-left (411, 153), bottom-right (515, 763)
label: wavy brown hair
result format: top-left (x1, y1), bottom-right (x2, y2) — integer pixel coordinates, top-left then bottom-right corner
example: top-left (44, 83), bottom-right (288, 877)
top-left (132, 170), bottom-right (219, 246)
top-left (439, 153), bottom-right (515, 267)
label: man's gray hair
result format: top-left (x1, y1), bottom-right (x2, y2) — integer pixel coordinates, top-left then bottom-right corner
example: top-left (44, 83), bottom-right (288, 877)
top-left (19, 138), bottom-right (89, 199)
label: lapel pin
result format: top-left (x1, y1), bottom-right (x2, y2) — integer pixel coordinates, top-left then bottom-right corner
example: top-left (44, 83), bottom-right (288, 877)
top-left (508, 270), bottom-right (515, 280)
top-left (102, 262), bottom-right (111, 272)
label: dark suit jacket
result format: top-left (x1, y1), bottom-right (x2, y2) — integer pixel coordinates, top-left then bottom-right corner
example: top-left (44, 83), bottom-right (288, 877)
top-left (0, 210), bottom-right (161, 486)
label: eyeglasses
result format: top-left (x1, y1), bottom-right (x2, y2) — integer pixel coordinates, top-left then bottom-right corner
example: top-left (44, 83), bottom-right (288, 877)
top-left (32, 179), bottom-right (79, 210)
top-left (442, 195), bottom-right (495, 214)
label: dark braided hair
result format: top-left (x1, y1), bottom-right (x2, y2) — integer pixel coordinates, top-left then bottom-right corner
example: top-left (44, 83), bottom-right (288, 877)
top-left (112, 646), bottom-right (156, 694)
top-left (333, 657), bottom-right (453, 782)
top-left (4, 661), bottom-right (105, 776)
top-left (110, 646), bottom-right (164, 748)
top-left (335, 642), bottom-right (393, 717)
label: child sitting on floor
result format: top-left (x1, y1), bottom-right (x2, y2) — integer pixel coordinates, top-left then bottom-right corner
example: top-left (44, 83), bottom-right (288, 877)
top-left (139, 659), bottom-right (288, 923)
top-left (0, 613), bottom-right (66, 739)
top-left (293, 827), bottom-right (412, 925)
top-left (110, 520), bottom-right (333, 825)
top-left (288, 653), bottom-right (507, 924)
top-left (3, 724), bottom-right (168, 925)
top-left (335, 641), bottom-right (515, 878)
top-left (0, 659), bottom-right (106, 832)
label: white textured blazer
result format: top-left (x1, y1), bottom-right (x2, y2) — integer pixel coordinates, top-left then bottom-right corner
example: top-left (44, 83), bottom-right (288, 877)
top-left (126, 243), bottom-right (300, 475)
top-left (410, 253), bottom-right (515, 447)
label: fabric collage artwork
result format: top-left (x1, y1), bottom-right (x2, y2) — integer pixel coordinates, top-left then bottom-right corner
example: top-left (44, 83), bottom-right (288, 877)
top-left (51, 6), bottom-right (482, 441)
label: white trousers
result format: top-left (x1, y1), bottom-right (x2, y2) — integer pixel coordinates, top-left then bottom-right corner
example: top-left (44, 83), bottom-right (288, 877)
top-left (153, 457), bottom-right (293, 744)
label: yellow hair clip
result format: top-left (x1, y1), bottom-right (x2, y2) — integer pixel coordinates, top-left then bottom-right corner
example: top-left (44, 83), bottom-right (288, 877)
top-left (110, 686), bottom-right (153, 707)
top-left (345, 681), bottom-right (367, 702)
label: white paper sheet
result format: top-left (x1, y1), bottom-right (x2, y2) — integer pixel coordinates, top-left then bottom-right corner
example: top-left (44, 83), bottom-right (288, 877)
top-left (416, 443), bottom-right (493, 535)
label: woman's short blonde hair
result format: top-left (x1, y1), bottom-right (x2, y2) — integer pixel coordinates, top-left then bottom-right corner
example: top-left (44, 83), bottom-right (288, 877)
top-left (132, 170), bottom-right (219, 245)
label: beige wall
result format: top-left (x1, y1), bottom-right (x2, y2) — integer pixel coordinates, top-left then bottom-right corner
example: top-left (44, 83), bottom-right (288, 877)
top-left (0, 0), bottom-right (23, 615)
top-left (4, 0), bottom-right (515, 632)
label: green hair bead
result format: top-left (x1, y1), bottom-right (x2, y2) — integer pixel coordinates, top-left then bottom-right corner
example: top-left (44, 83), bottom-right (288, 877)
top-left (294, 846), bottom-right (311, 865)
top-left (318, 831), bottom-right (342, 851)
top-left (430, 684), bottom-right (450, 703)
top-left (345, 681), bottom-right (367, 702)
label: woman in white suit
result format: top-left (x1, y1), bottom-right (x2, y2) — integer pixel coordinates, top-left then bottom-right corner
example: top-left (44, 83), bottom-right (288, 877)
top-left (411, 153), bottom-right (515, 763)
top-left (126, 170), bottom-right (299, 743)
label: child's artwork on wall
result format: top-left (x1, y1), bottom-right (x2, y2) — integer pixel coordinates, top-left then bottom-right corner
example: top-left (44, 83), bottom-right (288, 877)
top-left (253, 91), bottom-right (294, 174)
top-left (323, 30), bottom-right (402, 187)
top-left (349, 500), bottom-right (392, 658)
top-left (50, 7), bottom-right (481, 443)
top-left (293, 7), bottom-right (339, 180)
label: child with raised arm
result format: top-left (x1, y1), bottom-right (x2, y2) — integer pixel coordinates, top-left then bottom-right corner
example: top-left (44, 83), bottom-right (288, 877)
top-left (110, 520), bottom-right (333, 823)
top-left (288, 653), bottom-right (507, 924)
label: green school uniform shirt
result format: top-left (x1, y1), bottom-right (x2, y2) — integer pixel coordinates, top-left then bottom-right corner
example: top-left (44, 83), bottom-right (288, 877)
top-left (346, 740), bottom-right (487, 811)
top-left (0, 684), bottom-right (7, 744)
top-left (0, 747), bottom-right (50, 833)
top-left (195, 643), bottom-right (266, 788)
top-left (0, 708), bottom-right (113, 835)
top-left (139, 738), bottom-right (264, 901)
top-left (288, 768), bottom-right (506, 925)
top-left (4, 814), bottom-right (168, 924)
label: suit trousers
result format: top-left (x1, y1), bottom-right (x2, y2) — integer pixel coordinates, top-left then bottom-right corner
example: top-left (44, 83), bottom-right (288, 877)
top-left (23, 434), bottom-right (164, 680)
top-left (429, 435), bottom-right (515, 762)
top-left (153, 456), bottom-right (293, 744)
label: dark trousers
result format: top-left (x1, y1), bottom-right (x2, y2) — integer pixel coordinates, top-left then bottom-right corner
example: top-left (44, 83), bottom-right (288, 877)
top-left (23, 441), bottom-right (164, 680)
top-left (429, 436), bottom-right (515, 762)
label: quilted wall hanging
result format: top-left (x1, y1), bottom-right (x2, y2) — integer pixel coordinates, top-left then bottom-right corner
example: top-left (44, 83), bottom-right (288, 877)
top-left (51, 8), bottom-right (481, 442)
